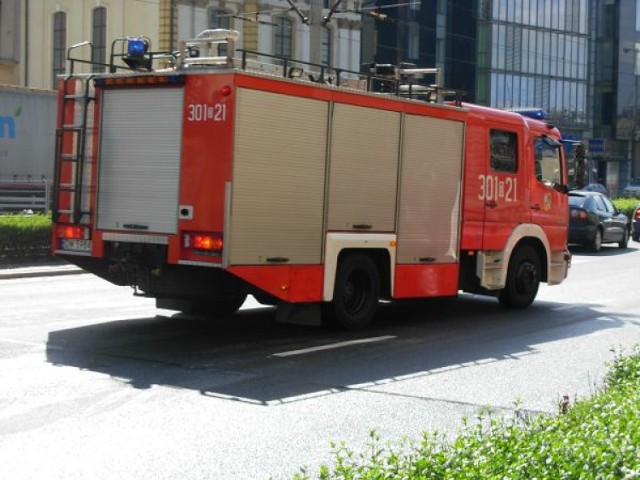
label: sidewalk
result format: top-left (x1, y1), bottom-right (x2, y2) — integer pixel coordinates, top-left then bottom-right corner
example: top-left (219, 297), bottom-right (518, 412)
top-left (0, 261), bottom-right (85, 280)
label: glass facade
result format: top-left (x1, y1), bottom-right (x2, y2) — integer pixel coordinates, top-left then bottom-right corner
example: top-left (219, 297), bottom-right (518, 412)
top-left (478, 0), bottom-right (589, 132)
top-left (361, 0), bottom-right (634, 190)
top-left (611, 0), bottom-right (640, 181)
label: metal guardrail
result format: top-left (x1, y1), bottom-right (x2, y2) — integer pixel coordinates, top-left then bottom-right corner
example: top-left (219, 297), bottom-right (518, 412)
top-left (0, 181), bottom-right (51, 213)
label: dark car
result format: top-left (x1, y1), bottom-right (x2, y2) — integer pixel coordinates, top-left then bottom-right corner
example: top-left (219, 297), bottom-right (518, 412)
top-left (632, 204), bottom-right (640, 242)
top-left (568, 191), bottom-right (629, 251)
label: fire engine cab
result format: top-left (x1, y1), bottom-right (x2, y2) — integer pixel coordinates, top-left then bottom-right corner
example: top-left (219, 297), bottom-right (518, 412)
top-left (53, 30), bottom-right (570, 330)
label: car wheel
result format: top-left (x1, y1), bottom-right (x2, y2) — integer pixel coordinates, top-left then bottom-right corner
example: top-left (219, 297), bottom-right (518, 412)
top-left (632, 232), bottom-right (640, 242)
top-left (589, 228), bottom-right (602, 252)
top-left (328, 253), bottom-right (380, 330)
top-left (619, 226), bottom-right (630, 249)
top-left (498, 245), bottom-right (541, 309)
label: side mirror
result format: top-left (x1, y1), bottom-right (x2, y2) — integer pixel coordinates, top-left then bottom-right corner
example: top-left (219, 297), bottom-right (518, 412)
top-left (556, 184), bottom-right (569, 194)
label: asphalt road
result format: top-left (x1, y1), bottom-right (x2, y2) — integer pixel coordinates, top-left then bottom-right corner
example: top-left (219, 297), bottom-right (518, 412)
top-left (1, 244), bottom-right (640, 479)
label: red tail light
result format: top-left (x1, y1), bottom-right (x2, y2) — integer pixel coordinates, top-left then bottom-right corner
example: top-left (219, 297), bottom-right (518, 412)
top-left (183, 232), bottom-right (223, 254)
top-left (57, 225), bottom-right (87, 239)
top-left (635, 209), bottom-right (640, 220)
top-left (570, 209), bottom-right (588, 219)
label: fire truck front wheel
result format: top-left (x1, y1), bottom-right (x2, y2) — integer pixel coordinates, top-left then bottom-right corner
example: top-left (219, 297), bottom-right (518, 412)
top-left (328, 253), bottom-right (381, 330)
top-left (498, 245), bottom-right (541, 309)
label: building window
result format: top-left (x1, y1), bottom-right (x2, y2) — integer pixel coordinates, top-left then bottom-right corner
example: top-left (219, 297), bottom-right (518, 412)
top-left (52, 11), bottom-right (66, 88)
top-left (490, 130), bottom-right (518, 173)
top-left (208, 8), bottom-right (230, 29)
top-left (208, 9), bottom-right (231, 56)
top-left (92, 7), bottom-right (107, 72)
top-left (274, 17), bottom-right (292, 59)
top-left (321, 27), bottom-right (331, 66)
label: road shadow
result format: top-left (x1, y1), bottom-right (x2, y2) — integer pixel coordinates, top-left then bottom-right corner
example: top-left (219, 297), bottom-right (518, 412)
top-left (46, 295), bottom-right (633, 405)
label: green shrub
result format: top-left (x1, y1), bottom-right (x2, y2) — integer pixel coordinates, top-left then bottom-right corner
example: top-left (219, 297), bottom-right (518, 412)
top-left (0, 213), bottom-right (53, 261)
top-left (612, 198), bottom-right (639, 219)
top-left (294, 347), bottom-right (640, 480)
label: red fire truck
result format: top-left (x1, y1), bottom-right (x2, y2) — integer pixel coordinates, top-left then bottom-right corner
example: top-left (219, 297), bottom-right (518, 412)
top-left (52, 30), bottom-right (570, 329)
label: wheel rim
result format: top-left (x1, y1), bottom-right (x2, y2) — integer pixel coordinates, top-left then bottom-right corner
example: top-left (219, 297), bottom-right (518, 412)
top-left (595, 230), bottom-right (602, 249)
top-left (515, 261), bottom-right (538, 296)
top-left (340, 270), bottom-right (370, 316)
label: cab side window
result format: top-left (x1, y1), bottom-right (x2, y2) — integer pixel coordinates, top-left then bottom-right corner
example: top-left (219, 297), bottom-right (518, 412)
top-left (533, 136), bottom-right (562, 187)
top-left (490, 130), bottom-right (517, 173)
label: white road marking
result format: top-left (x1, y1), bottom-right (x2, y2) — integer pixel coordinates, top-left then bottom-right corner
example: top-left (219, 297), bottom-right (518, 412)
top-left (270, 335), bottom-right (396, 358)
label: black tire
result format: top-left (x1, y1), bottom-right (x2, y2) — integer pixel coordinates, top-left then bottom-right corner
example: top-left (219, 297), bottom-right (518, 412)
top-left (589, 228), bottom-right (602, 252)
top-left (193, 292), bottom-right (248, 317)
top-left (619, 226), bottom-right (630, 249)
top-left (498, 245), bottom-right (541, 309)
top-left (632, 233), bottom-right (640, 242)
top-left (329, 253), bottom-right (380, 330)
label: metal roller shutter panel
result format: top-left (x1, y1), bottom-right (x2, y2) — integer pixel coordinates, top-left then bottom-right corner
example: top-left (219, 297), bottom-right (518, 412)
top-left (397, 114), bottom-right (465, 264)
top-left (229, 88), bottom-right (327, 265)
top-left (96, 88), bottom-right (184, 234)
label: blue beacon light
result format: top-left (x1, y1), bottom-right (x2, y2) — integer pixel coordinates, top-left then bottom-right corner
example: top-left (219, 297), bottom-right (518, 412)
top-left (128, 38), bottom-right (147, 55)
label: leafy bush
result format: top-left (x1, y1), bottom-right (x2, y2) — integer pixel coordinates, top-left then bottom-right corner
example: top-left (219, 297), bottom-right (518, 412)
top-left (0, 213), bottom-right (53, 261)
top-left (294, 347), bottom-right (640, 480)
top-left (612, 198), bottom-right (639, 219)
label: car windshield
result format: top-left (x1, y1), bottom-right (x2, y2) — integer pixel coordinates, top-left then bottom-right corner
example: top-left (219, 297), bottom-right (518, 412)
top-left (568, 195), bottom-right (586, 207)
top-left (629, 178), bottom-right (640, 186)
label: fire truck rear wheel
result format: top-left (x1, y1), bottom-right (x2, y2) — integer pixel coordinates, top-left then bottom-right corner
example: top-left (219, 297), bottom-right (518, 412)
top-left (329, 253), bottom-right (380, 330)
top-left (498, 245), bottom-right (540, 309)
top-left (193, 292), bottom-right (248, 318)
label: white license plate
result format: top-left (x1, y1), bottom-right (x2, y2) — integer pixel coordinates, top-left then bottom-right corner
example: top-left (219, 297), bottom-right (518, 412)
top-left (61, 239), bottom-right (92, 252)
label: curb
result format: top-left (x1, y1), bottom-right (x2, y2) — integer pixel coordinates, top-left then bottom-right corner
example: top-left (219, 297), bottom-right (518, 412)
top-left (0, 265), bottom-right (86, 280)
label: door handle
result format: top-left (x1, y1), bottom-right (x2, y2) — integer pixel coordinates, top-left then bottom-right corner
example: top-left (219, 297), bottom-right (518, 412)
top-left (486, 200), bottom-right (497, 208)
top-left (530, 204), bottom-right (541, 210)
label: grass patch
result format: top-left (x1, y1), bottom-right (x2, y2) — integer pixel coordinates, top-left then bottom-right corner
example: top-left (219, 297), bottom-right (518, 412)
top-left (294, 347), bottom-right (640, 479)
top-left (0, 213), bottom-right (53, 262)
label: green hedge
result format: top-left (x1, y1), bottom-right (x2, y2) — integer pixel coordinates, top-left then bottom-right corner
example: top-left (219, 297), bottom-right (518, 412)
top-left (293, 347), bottom-right (640, 479)
top-left (0, 214), bottom-right (53, 262)
top-left (612, 198), bottom-right (639, 219)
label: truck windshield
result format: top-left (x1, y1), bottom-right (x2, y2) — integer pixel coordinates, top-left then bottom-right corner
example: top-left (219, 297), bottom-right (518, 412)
top-left (534, 136), bottom-right (562, 188)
